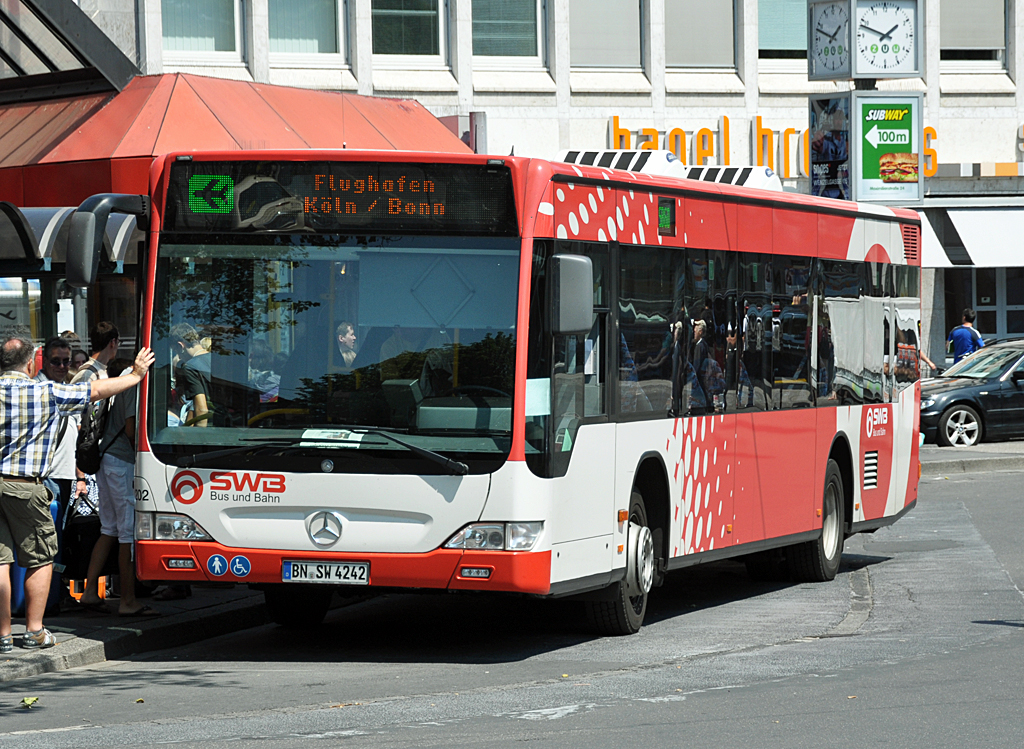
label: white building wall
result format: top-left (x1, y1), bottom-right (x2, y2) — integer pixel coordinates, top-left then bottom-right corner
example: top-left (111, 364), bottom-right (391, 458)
top-left (108, 2), bottom-right (1024, 171)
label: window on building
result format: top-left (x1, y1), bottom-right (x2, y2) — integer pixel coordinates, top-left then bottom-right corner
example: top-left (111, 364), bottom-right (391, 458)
top-left (940, 0), bottom-right (1005, 70)
top-left (162, 0), bottom-right (238, 53)
top-left (569, 0), bottom-right (642, 68)
top-left (665, 0), bottom-right (734, 68)
top-left (472, 0), bottom-right (540, 58)
top-left (758, 0), bottom-right (805, 58)
top-left (372, 0), bottom-right (441, 56)
top-left (269, 0), bottom-right (340, 54)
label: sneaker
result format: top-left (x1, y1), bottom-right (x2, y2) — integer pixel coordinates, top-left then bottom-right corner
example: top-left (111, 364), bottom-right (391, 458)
top-left (0, 635), bottom-right (12, 654)
top-left (20, 628), bottom-right (56, 649)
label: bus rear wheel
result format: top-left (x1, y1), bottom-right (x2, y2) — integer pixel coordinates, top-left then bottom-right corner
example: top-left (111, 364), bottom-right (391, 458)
top-left (264, 584), bottom-right (334, 628)
top-left (586, 491), bottom-right (654, 636)
top-left (789, 458), bottom-right (845, 582)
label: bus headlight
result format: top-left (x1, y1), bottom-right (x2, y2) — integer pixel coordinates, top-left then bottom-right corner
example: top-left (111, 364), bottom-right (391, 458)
top-left (444, 522), bottom-right (543, 551)
top-left (136, 512), bottom-right (212, 541)
top-left (506, 522), bottom-right (544, 550)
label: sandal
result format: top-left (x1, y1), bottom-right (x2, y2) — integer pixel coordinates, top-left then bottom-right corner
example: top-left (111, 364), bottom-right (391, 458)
top-left (0, 634), bottom-right (12, 654)
top-left (153, 586), bottom-right (191, 601)
top-left (20, 628), bottom-right (56, 649)
top-left (119, 605), bottom-right (161, 618)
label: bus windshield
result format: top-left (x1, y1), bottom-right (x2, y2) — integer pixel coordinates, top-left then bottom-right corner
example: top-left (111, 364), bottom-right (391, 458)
top-left (148, 234), bottom-right (520, 473)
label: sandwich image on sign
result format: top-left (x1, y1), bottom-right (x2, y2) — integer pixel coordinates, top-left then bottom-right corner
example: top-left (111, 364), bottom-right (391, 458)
top-left (879, 153), bottom-right (919, 183)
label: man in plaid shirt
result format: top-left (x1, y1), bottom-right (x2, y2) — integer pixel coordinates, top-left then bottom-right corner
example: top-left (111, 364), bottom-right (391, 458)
top-left (0, 332), bottom-right (154, 652)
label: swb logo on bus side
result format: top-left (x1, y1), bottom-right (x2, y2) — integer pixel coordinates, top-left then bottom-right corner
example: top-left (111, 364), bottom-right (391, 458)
top-left (865, 406), bottom-right (889, 439)
top-left (170, 471), bottom-right (286, 504)
top-left (170, 471), bottom-right (203, 505)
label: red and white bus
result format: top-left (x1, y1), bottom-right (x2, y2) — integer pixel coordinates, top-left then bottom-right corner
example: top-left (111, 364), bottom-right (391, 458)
top-left (67, 149), bottom-right (921, 634)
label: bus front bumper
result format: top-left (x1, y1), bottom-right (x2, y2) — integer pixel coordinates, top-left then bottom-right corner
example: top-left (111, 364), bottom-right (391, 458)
top-left (135, 541), bottom-right (552, 595)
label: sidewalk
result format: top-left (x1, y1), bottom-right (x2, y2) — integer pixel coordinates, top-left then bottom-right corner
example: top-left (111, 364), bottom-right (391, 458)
top-left (920, 439), bottom-right (1024, 476)
top-left (0, 584), bottom-right (268, 684)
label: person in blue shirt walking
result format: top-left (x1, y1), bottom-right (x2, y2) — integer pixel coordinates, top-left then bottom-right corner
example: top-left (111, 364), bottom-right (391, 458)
top-left (947, 308), bottom-right (985, 363)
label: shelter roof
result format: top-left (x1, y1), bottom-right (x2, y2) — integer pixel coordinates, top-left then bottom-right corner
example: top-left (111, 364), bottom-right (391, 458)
top-left (0, 73), bottom-right (469, 169)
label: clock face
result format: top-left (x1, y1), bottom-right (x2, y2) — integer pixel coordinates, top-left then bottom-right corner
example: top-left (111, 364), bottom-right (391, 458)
top-left (856, 0), bottom-right (917, 75)
top-left (812, 3), bottom-right (851, 75)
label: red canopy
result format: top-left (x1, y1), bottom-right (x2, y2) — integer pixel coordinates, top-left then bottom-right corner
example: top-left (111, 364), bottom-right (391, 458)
top-left (0, 73), bottom-right (470, 207)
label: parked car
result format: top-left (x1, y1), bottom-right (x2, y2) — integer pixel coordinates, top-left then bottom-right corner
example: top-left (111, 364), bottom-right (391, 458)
top-left (920, 340), bottom-right (1024, 447)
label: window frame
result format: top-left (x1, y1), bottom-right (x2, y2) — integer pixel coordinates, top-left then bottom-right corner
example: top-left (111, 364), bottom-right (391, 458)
top-left (939, 0), bottom-right (1008, 74)
top-left (371, 0), bottom-right (450, 71)
top-left (471, 0), bottom-right (547, 71)
top-left (268, 0), bottom-right (349, 70)
top-left (161, 0), bottom-right (246, 67)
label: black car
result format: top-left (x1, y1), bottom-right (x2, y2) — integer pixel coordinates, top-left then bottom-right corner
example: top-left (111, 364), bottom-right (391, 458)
top-left (920, 341), bottom-right (1024, 447)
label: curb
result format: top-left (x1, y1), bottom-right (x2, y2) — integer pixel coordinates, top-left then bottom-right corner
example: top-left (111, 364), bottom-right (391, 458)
top-left (0, 596), bottom-right (268, 684)
top-left (920, 456), bottom-right (1024, 476)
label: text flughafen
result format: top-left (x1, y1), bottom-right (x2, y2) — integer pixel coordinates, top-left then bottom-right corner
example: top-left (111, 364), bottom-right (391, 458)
top-left (304, 173), bottom-right (445, 216)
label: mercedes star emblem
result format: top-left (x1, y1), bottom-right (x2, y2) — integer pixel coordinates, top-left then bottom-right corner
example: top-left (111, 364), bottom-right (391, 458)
top-left (307, 511), bottom-right (343, 548)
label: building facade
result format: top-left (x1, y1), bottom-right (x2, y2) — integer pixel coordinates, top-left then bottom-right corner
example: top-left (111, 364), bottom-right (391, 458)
top-left (57, 1), bottom-right (1024, 359)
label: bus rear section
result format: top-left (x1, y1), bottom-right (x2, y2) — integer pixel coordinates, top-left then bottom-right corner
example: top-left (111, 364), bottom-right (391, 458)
top-left (63, 150), bottom-right (920, 634)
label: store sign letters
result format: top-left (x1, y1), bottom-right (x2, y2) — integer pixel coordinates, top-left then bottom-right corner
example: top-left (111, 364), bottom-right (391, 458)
top-left (608, 114), bottom-right (939, 182)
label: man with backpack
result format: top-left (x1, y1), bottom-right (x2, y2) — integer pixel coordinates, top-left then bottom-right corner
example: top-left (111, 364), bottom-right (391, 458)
top-left (1, 331), bottom-right (154, 651)
top-left (947, 308), bottom-right (985, 364)
top-left (72, 323), bottom-right (157, 617)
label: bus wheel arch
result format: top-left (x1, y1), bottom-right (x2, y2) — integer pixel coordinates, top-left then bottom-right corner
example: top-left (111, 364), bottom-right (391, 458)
top-left (828, 434), bottom-right (855, 536)
top-left (633, 454), bottom-right (670, 588)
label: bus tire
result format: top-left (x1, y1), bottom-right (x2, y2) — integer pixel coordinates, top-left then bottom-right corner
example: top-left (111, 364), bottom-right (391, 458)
top-left (585, 491), bottom-right (654, 636)
top-left (789, 458), bottom-right (845, 582)
top-left (264, 584), bottom-right (334, 628)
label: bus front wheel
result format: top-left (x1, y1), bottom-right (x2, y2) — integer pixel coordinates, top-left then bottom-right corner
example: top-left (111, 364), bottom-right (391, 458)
top-left (789, 458), bottom-right (845, 582)
top-left (586, 491), bottom-right (654, 636)
top-left (264, 584), bottom-right (334, 628)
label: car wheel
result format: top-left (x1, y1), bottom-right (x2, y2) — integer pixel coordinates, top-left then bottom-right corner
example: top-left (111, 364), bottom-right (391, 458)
top-left (937, 404), bottom-right (983, 447)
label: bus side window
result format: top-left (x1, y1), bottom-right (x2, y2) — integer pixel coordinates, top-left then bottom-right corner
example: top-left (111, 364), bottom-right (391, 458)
top-left (773, 256), bottom-right (812, 409)
top-left (738, 254), bottom-right (772, 412)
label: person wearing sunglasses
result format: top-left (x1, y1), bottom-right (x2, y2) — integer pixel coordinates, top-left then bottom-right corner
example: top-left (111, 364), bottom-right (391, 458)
top-left (33, 337), bottom-right (79, 586)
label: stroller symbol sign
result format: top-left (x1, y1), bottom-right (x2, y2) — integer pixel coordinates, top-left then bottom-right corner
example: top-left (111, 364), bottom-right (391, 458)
top-left (207, 554), bottom-right (227, 576)
top-left (230, 555), bottom-right (251, 577)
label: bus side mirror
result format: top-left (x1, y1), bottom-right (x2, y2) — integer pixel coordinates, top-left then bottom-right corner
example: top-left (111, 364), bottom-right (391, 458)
top-left (550, 254), bottom-right (594, 336)
top-left (66, 194), bottom-right (149, 288)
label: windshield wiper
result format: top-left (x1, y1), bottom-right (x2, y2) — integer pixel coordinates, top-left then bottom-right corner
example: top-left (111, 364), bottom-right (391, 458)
top-left (181, 439), bottom-right (299, 468)
top-left (181, 430), bottom-right (470, 476)
top-left (331, 427), bottom-right (470, 476)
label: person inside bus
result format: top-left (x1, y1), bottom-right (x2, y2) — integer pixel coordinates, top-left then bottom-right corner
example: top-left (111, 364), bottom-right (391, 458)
top-left (335, 321), bottom-right (357, 370)
top-left (170, 323), bottom-right (213, 427)
top-left (248, 340), bottom-right (280, 404)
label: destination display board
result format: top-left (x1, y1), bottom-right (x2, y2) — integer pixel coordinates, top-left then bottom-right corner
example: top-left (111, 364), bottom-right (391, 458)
top-left (163, 160), bottom-right (518, 236)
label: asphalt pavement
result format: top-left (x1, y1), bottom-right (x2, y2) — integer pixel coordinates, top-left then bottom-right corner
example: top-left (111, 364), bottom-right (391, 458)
top-left (2, 437), bottom-right (1021, 684)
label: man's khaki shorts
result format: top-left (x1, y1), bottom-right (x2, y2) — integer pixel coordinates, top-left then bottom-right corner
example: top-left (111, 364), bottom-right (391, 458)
top-left (0, 479), bottom-right (57, 568)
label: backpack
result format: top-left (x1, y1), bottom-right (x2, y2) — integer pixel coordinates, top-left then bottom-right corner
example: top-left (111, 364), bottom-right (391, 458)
top-left (75, 398), bottom-right (111, 475)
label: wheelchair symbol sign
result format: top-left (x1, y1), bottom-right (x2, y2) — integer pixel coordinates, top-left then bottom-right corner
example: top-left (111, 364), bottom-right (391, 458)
top-left (207, 554), bottom-right (228, 577)
top-left (229, 555), bottom-right (251, 577)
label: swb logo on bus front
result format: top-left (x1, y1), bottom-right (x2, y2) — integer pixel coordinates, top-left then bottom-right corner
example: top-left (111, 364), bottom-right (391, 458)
top-left (865, 406), bottom-right (889, 439)
top-left (171, 471), bottom-right (203, 505)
